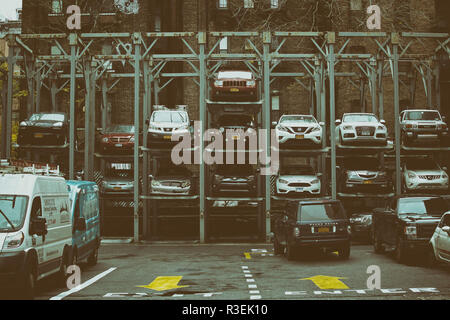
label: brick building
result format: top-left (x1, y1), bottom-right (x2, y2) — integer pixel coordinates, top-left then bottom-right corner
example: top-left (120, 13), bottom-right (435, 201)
top-left (20, 0), bottom-right (450, 132)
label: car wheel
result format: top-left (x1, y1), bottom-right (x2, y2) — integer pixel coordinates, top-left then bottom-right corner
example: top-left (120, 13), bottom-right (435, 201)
top-left (273, 237), bottom-right (285, 255)
top-left (338, 245), bottom-right (351, 260)
top-left (395, 238), bottom-right (408, 264)
top-left (339, 131), bottom-right (345, 146)
top-left (426, 245), bottom-right (437, 268)
top-left (373, 232), bottom-right (384, 253)
top-left (22, 262), bottom-right (36, 300)
top-left (285, 242), bottom-right (296, 261)
top-left (87, 246), bottom-right (99, 266)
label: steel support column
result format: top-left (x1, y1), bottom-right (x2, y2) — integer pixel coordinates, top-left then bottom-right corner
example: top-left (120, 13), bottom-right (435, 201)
top-left (142, 60), bottom-right (152, 238)
top-left (5, 36), bottom-right (15, 159)
top-left (392, 34), bottom-right (402, 195)
top-left (68, 33), bottom-right (77, 180)
top-left (198, 32), bottom-right (206, 243)
top-left (84, 60), bottom-right (96, 181)
top-left (327, 33), bottom-right (337, 200)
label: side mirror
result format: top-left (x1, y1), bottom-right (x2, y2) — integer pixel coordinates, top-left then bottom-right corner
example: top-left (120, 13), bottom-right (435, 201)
top-left (442, 116), bottom-right (446, 122)
top-left (442, 226), bottom-right (450, 234)
top-left (148, 174), bottom-right (154, 179)
top-left (380, 120), bottom-right (386, 125)
top-left (335, 119), bottom-right (341, 125)
top-left (75, 217), bottom-right (86, 232)
top-left (319, 122), bottom-right (325, 126)
top-left (443, 167), bottom-right (448, 171)
top-left (145, 119), bottom-right (150, 126)
top-left (31, 217), bottom-right (47, 236)
top-left (271, 121), bottom-right (278, 128)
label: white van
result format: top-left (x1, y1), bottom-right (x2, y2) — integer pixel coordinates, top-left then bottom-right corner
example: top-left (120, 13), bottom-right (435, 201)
top-left (0, 174), bottom-right (73, 298)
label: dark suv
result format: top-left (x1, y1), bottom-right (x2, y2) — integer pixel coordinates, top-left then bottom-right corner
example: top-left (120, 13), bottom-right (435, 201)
top-left (372, 195), bottom-right (448, 264)
top-left (273, 199), bottom-right (351, 260)
top-left (212, 164), bottom-right (257, 195)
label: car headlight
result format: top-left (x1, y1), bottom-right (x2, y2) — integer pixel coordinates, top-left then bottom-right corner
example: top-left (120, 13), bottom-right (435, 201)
top-left (19, 121), bottom-right (28, 127)
top-left (377, 125), bottom-right (386, 130)
top-left (149, 125), bottom-right (160, 131)
top-left (182, 181), bottom-right (191, 188)
top-left (278, 179), bottom-right (289, 184)
top-left (311, 126), bottom-right (321, 132)
top-left (361, 215), bottom-right (372, 226)
top-left (442, 172), bottom-right (448, 179)
top-left (102, 181), bottom-right (108, 187)
top-left (246, 80), bottom-right (256, 86)
top-left (152, 180), bottom-right (161, 187)
top-left (176, 125), bottom-right (189, 131)
top-left (348, 172), bottom-right (359, 180)
top-left (53, 122), bottom-right (64, 127)
top-left (3, 231), bottom-right (24, 250)
top-left (408, 172), bottom-right (417, 179)
top-left (129, 137), bottom-right (135, 143)
top-left (214, 80), bottom-right (223, 87)
top-left (102, 137), bottom-right (109, 143)
top-left (404, 225), bottom-right (417, 239)
top-left (277, 126), bottom-right (289, 132)
top-left (293, 227), bottom-right (300, 237)
top-left (343, 125), bottom-right (353, 130)
top-left (310, 179), bottom-right (320, 184)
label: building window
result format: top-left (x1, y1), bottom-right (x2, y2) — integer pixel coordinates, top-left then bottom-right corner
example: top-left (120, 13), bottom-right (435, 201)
top-left (270, 0), bottom-right (279, 9)
top-left (244, 0), bottom-right (254, 8)
top-left (51, 0), bottom-right (63, 14)
top-left (218, 0), bottom-right (228, 9)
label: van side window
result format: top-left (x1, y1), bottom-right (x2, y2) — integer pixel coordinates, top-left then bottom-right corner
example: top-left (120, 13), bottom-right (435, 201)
top-left (442, 214), bottom-right (450, 228)
top-left (29, 197), bottom-right (42, 234)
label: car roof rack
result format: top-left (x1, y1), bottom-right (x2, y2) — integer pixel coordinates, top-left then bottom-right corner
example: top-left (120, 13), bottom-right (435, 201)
top-left (0, 159), bottom-right (63, 177)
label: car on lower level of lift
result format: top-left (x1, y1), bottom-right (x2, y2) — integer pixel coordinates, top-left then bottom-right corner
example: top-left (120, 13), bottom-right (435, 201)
top-left (372, 195), bottom-right (448, 264)
top-left (428, 211), bottom-right (450, 266)
top-left (100, 162), bottom-right (135, 196)
top-left (18, 112), bottom-right (68, 147)
top-left (400, 109), bottom-right (448, 146)
top-left (149, 165), bottom-right (194, 196)
top-left (212, 164), bottom-right (257, 196)
top-left (99, 124), bottom-right (136, 154)
top-left (273, 199), bottom-right (351, 260)
top-left (275, 165), bottom-right (321, 197)
top-left (211, 70), bottom-right (258, 101)
top-left (214, 113), bottom-right (257, 151)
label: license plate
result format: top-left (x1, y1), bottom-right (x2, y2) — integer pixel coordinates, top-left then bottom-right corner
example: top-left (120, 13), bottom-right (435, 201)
top-left (295, 135), bottom-right (304, 139)
top-left (230, 88), bottom-right (239, 92)
top-left (232, 135), bottom-right (240, 140)
top-left (34, 133), bottom-right (44, 138)
top-left (363, 180), bottom-right (372, 184)
top-left (296, 188), bottom-right (304, 192)
top-left (113, 187), bottom-right (122, 190)
top-left (362, 130), bottom-right (371, 136)
top-left (115, 144), bottom-right (123, 147)
top-left (163, 135), bottom-right (171, 140)
top-left (318, 227), bottom-right (329, 233)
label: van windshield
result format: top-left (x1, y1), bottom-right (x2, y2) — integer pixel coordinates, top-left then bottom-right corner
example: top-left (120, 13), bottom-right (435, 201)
top-left (0, 196), bottom-right (29, 232)
top-left (298, 202), bottom-right (346, 222)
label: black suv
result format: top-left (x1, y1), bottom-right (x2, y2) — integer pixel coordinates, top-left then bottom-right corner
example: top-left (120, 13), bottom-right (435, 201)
top-left (18, 112), bottom-right (68, 146)
top-left (372, 195), bottom-right (448, 264)
top-left (212, 164), bottom-right (257, 195)
top-left (273, 199), bottom-right (351, 260)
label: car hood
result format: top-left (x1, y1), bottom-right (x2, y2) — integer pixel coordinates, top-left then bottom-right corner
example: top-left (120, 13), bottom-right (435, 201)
top-left (400, 215), bottom-right (442, 222)
top-left (407, 170), bottom-right (442, 175)
top-left (103, 178), bottom-right (133, 184)
top-left (280, 121), bottom-right (316, 127)
top-left (150, 122), bottom-right (189, 129)
top-left (23, 120), bottom-right (64, 127)
top-left (347, 170), bottom-right (380, 175)
top-left (278, 175), bottom-right (318, 182)
top-left (342, 122), bottom-right (379, 126)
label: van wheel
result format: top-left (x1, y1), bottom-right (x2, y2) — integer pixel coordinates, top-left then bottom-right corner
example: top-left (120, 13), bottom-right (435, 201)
top-left (22, 263), bottom-right (36, 300)
top-left (273, 237), bottom-right (285, 255)
top-left (87, 246), bottom-right (99, 266)
top-left (395, 238), bottom-right (408, 264)
top-left (373, 233), bottom-right (385, 254)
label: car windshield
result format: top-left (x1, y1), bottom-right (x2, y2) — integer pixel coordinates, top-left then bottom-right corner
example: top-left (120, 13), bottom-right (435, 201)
top-left (157, 166), bottom-right (191, 177)
top-left (343, 114), bottom-right (378, 123)
top-left (29, 113), bottom-right (65, 122)
top-left (217, 71), bottom-right (252, 80)
top-left (405, 159), bottom-right (439, 171)
top-left (104, 125), bottom-right (134, 134)
top-left (298, 202), bottom-right (346, 222)
top-left (218, 115), bottom-right (253, 127)
top-left (398, 197), bottom-right (448, 216)
top-left (405, 111), bottom-right (441, 121)
top-left (280, 116), bottom-right (316, 123)
top-left (344, 158), bottom-right (379, 170)
top-left (280, 166), bottom-right (315, 175)
top-left (152, 111), bottom-right (188, 123)
top-left (0, 196), bottom-right (28, 232)
top-left (217, 164), bottom-right (253, 175)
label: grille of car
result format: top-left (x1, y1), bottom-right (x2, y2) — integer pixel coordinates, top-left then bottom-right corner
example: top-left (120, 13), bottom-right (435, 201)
top-left (418, 175), bottom-right (440, 180)
top-left (359, 173), bottom-right (377, 179)
top-left (416, 223), bottom-right (438, 239)
top-left (292, 127), bottom-right (308, 133)
top-left (355, 126), bottom-right (375, 136)
top-left (418, 124), bottom-right (436, 129)
top-left (110, 137), bottom-right (129, 143)
top-left (161, 181), bottom-right (183, 187)
top-left (163, 128), bottom-right (172, 132)
top-left (223, 80), bottom-right (246, 87)
top-left (288, 182), bottom-right (311, 187)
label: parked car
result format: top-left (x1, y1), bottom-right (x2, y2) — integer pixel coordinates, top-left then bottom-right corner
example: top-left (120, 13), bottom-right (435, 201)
top-left (402, 158), bottom-right (448, 193)
top-left (18, 112), bottom-right (68, 147)
top-left (350, 212), bottom-right (373, 242)
top-left (99, 125), bottom-right (136, 154)
top-left (100, 163), bottom-right (134, 195)
top-left (335, 113), bottom-right (387, 146)
top-left (215, 113), bottom-right (257, 150)
top-left (372, 196), bottom-right (448, 264)
top-left (211, 70), bottom-right (258, 101)
top-left (147, 109), bottom-right (192, 148)
top-left (150, 165), bottom-right (194, 195)
top-left (0, 173), bottom-right (73, 298)
top-left (67, 180), bottom-right (101, 266)
top-left (274, 115), bottom-right (323, 148)
top-left (400, 109), bottom-right (448, 146)
top-left (275, 165), bottom-right (321, 197)
top-left (212, 164), bottom-right (257, 195)
top-left (338, 157), bottom-right (391, 194)
top-left (428, 211), bottom-right (450, 266)
top-left (273, 199), bottom-right (351, 260)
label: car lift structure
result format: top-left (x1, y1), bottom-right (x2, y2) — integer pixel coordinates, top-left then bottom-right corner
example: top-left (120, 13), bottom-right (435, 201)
top-left (1, 31), bottom-right (449, 243)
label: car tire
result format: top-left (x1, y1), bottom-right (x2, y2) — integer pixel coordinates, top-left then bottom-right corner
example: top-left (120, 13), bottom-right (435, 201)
top-left (426, 245), bottom-right (437, 268)
top-left (339, 131), bottom-right (345, 146)
top-left (22, 262), bottom-right (37, 300)
top-left (395, 238), bottom-right (408, 264)
top-left (338, 245), bottom-right (351, 260)
top-left (273, 237), bottom-right (285, 255)
top-left (87, 246), bottom-right (99, 266)
top-left (373, 232), bottom-right (385, 253)
top-left (285, 242), bottom-right (296, 261)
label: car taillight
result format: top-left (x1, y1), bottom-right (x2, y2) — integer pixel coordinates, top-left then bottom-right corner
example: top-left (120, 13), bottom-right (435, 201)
top-left (293, 227), bottom-right (300, 237)
top-left (405, 124), bottom-right (413, 129)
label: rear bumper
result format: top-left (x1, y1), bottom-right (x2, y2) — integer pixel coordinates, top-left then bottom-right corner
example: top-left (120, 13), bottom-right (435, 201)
top-left (292, 238), bottom-right (351, 249)
top-left (18, 130), bottom-right (66, 146)
top-left (401, 239), bottom-right (430, 252)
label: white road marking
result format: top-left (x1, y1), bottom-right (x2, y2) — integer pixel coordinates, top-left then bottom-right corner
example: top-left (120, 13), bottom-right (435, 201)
top-left (246, 279), bottom-right (255, 282)
top-left (243, 270), bottom-right (251, 273)
top-left (249, 290), bottom-right (260, 294)
top-left (241, 266), bottom-right (249, 269)
top-left (50, 267), bottom-right (117, 300)
top-left (245, 274), bottom-right (253, 278)
top-left (248, 284), bottom-right (257, 289)
top-left (250, 295), bottom-right (262, 300)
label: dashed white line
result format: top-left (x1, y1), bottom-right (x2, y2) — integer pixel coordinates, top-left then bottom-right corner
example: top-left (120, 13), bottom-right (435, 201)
top-left (241, 265), bottom-right (261, 300)
top-left (250, 295), bottom-right (262, 300)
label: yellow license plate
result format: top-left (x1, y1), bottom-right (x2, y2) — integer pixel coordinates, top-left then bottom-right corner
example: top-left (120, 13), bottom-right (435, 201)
top-left (163, 135), bottom-right (171, 140)
top-left (295, 135), bottom-right (304, 139)
top-left (318, 227), bottom-right (329, 233)
top-left (34, 133), bottom-right (44, 138)
top-left (114, 187), bottom-right (122, 190)
top-left (230, 88), bottom-right (239, 92)
top-left (232, 135), bottom-right (240, 140)
top-left (363, 180), bottom-right (373, 184)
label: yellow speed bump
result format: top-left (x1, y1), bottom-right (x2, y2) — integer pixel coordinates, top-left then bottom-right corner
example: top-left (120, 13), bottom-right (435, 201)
top-left (137, 276), bottom-right (189, 292)
top-left (301, 275), bottom-right (349, 289)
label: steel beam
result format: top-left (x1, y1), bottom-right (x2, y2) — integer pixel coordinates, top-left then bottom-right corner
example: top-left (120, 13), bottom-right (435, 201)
top-left (68, 33), bottom-right (77, 180)
top-left (263, 32), bottom-right (271, 242)
top-left (5, 36), bottom-right (15, 159)
top-left (133, 33), bottom-right (141, 243)
top-left (392, 35), bottom-right (402, 196)
top-left (199, 32), bottom-right (206, 243)
top-left (327, 33), bottom-right (337, 200)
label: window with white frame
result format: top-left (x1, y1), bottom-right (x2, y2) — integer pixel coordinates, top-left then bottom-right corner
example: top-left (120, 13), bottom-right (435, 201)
top-left (218, 0), bottom-right (228, 9)
top-left (244, 0), bottom-right (254, 8)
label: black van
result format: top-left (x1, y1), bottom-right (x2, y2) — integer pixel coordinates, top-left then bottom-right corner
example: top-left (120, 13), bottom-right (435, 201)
top-left (273, 199), bottom-right (351, 260)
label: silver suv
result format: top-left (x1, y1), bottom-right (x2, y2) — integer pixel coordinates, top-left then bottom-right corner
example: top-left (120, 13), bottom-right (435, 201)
top-left (400, 109), bottom-right (448, 145)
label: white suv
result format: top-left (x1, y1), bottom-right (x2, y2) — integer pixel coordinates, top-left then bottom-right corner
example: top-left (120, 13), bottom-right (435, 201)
top-left (274, 115), bottom-right (323, 148)
top-left (428, 212), bottom-right (450, 266)
top-left (336, 113), bottom-right (387, 146)
top-left (147, 107), bottom-right (192, 148)
top-left (402, 158), bottom-right (448, 193)
top-left (275, 165), bottom-right (321, 196)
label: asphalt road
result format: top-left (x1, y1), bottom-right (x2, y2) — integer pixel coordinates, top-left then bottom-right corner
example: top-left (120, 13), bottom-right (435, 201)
top-left (17, 243), bottom-right (450, 300)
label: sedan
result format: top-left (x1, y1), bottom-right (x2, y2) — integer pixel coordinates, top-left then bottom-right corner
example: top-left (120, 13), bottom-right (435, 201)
top-left (150, 165), bottom-right (194, 196)
top-left (18, 112), bottom-right (68, 146)
top-left (212, 164), bottom-right (257, 195)
top-left (275, 165), bottom-right (321, 197)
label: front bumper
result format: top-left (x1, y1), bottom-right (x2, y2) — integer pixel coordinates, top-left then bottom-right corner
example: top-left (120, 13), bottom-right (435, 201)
top-left (344, 180), bottom-right (389, 192)
top-left (100, 142), bottom-right (134, 153)
top-left (0, 251), bottom-right (26, 286)
top-left (351, 224), bottom-right (372, 238)
top-left (101, 186), bottom-right (134, 195)
top-left (340, 132), bottom-right (387, 145)
top-left (401, 239), bottom-right (430, 252)
top-left (212, 87), bottom-right (257, 100)
top-left (277, 129), bottom-right (322, 146)
top-left (150, 185), bottom-right (191, 195)
top-left (405, 178), bottom-right (448, 191)
top-left (276, 182), bottom-right (321, 195)
top-left (18, 129), bottom-right (66, 146)
top-left (147, 130), bottom-right (191, 147)
top-left (403, 129), bottom-right (448, 141)
top-left (213, 182), bottom-right (256, 193)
